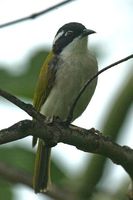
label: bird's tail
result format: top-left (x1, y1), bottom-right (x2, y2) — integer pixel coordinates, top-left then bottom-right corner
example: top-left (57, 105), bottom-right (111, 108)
top-left (33, 139), bottom-right (51, 193)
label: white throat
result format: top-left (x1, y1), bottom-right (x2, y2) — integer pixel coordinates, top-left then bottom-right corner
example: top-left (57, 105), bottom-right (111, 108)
top-left (60, 37), bottom-right (88, 58)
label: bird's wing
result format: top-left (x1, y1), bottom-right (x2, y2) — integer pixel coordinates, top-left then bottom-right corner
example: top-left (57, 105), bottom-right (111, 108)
top-left (33, 51), bottom-right (57, 112)
top-left (32, 51), bottom-right (58, 147)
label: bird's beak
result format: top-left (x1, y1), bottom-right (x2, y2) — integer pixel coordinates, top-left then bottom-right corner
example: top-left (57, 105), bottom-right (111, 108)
top-left (82, 29), bottom-right (96, 37)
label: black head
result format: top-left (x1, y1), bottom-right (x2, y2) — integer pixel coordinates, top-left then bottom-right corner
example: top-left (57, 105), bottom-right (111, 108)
top-left (53, 22), bottom-right (95, 54)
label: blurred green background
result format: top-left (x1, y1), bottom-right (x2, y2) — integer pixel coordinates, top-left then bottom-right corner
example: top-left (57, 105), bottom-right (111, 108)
top-left (0, 48), bottom-right (132, 200)
top-left (0, 0), bottom-right (133, 200)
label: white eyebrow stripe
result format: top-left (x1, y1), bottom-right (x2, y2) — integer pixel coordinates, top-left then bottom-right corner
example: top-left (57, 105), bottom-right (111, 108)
top-left (53, 30), bottom-right (64, 44)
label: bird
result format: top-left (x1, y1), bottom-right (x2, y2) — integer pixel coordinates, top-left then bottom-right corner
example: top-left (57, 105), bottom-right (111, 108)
top-left (32, 22), bottom-right (98, 193)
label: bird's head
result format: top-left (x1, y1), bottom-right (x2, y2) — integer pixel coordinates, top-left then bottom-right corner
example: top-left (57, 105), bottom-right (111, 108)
top-left (52, 22), bottom-right (96, 55)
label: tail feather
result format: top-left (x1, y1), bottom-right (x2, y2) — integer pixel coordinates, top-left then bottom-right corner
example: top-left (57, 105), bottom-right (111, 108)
top-left (33, 139), bottom-right (51, 193)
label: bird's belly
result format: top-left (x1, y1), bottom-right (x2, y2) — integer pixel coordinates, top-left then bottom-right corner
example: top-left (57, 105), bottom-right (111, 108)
top-left (40, 55), bottom-right (97, 121)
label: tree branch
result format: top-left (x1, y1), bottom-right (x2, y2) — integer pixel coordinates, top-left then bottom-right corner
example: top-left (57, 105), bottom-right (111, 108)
top-left (66, 54), bottom-right (133, 123)
top-left (0, 88), bottom-right (44, 121)
top-left (0, 0), bottom-right (75, 28)
top-left (0, 119), bottom-right (133, 180)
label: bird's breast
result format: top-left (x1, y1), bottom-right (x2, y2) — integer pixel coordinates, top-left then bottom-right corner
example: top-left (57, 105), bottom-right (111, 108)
top-left (40, 51), bottom-right (98, 121)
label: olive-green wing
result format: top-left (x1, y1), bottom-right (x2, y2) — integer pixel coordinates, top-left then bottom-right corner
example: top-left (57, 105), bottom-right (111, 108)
top-left (32, 51), bottom-right (57, 146)
top-left (33, 52), bottom-right (58, 191)
top-left (33, 51), bottom-right (56, 112)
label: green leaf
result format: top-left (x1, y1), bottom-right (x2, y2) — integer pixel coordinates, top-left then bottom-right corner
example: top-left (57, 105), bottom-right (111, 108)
top-left (0, 146), bottom-right (34, 173)
top-left (0, 179), bottom-right (13, 200)
top-left (0, 50), bottom-right (49, 99)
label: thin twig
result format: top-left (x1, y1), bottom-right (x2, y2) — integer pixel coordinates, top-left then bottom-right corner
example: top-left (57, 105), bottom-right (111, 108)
top-left (0, 0), bottom-right (75, 28)
top-left (66, 54), bottom-right (133, 123)
top-left (0, 89), bottom-right (43, 121)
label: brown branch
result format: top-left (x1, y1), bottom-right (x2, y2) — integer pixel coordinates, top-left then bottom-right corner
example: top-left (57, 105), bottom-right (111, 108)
top-left (0, 119), bottom-right (133, 180)
top-left (66, 54), bottom-right (133, 123)
top-left (0, 88), bottom-right (44, 121)
top-left (0, 161), bottom-right (74, 200)
top-left (0, 0), bottom-right (76, 28)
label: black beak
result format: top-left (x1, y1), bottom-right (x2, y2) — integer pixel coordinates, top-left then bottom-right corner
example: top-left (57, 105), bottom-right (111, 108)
top-left (82, 29), bottom-right (96, 37)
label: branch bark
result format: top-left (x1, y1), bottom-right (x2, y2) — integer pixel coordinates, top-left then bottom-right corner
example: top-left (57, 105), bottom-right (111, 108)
top-left (0, 119), bottom-right (133, 180)
top-left (0, 0), bottom-right (75, 28)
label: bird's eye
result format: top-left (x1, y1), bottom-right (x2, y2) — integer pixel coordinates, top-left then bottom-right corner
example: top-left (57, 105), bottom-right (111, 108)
top-left (64, 31), bottom-right (73, 37)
